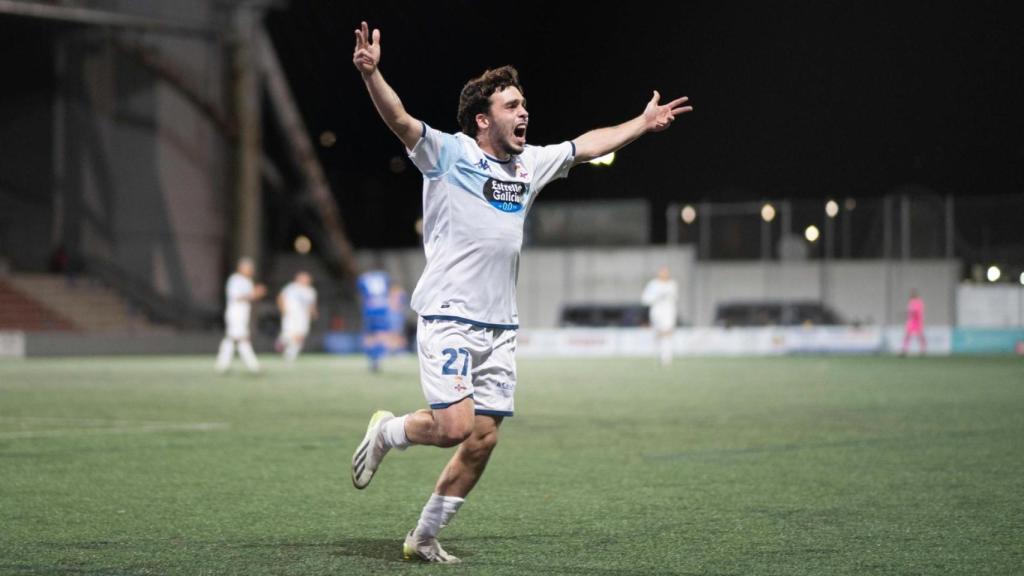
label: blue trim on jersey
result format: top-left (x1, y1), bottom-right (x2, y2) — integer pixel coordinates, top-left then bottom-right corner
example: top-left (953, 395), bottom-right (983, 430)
top-left (483, 152), bottom-right (512, 164)
top-left (429, 394), bottom-right (474, 410)
top-left (475, 409), bottom-right (514, 418)
top-left (421, 315), bottom-right (519, 330)
top-left (420, 121), bottom-right (427, 138)
top-left (569, 140), bottom-right (576, 157)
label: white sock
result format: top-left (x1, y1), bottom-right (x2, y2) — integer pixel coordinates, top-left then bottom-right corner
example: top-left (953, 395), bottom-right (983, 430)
top-left (215, 338), bottom-right (234, 372)
top-left (382, 414), bottom-right (410, 450)
top-left (238, 341), bottom-right (260, 372)
top-left (659, 337), bottom-right (672, 366)
top-left (439, 494), bottom-right (464, 529)
top-left (413, 493), bottom-right (464, 541)
top-left (284, 340), bottom-right (301, 362)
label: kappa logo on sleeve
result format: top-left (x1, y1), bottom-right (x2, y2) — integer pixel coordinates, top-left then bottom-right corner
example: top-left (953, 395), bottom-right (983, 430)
top-left (483, 179), bottom-right (527, 213)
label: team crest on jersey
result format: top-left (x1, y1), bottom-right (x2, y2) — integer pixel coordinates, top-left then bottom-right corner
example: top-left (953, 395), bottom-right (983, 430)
top-left (483, 178), bottom-right (527, 213)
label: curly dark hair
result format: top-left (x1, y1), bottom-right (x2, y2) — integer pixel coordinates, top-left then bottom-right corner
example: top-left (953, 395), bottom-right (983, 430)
top-left (457, 65), bottom-right (524, 137)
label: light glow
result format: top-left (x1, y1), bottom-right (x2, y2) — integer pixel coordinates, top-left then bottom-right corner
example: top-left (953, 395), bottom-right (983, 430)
top-left (804, 225), bottom-right (820, 243)
top-left (761, 203), bottom-right (776, 223)
top-left (825, 199), bottom-right (839, 218)
top-left (681, 205), bottom-right (697, 225)
top-left (588, 152), bottom-right (616, 166)
top-left (294, 235), bottom-right (311, 254)
top-left (986, 266), bottom-right (1001, 282)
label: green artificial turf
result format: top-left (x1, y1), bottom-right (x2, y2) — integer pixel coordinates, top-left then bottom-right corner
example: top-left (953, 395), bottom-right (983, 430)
top-left (1, 354), bottom-right (1022, 575)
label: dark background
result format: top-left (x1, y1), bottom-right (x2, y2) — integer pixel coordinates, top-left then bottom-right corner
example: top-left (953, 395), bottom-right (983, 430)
top-left (268, 1), bottom-right (1024, 248)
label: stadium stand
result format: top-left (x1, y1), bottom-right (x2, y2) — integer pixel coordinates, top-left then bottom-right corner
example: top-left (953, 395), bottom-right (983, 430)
top-left (4, 273), bottom-right (165, 333)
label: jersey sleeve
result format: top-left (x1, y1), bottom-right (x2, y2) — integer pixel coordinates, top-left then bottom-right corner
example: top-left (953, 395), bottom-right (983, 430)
top-left (641, 281), bottom-right (657, 305)
top-left (407, 122), bottom-right (461, 179)
top-left (525, 141), bottom-right (576, 192)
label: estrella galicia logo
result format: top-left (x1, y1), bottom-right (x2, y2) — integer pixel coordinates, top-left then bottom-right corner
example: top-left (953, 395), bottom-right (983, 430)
top-left (483, 178), bottom-right (527, 213)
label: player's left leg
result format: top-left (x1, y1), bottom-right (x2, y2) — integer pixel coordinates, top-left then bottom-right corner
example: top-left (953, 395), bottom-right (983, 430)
top-left (284, 333), bottom-right (304, 362)
top-left (404, 414), bottom-right (502, 563)
top-left (403, 325), bottom-right (515, 563)
top-left (215, 337), bottom-right (235, 373)
top-left (658, 330), bottom-right (673, 366)
top-left (237, 338), bottom-right (260, 373)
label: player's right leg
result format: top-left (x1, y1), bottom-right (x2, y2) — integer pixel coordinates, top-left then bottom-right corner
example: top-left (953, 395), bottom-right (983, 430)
top-left (352, 398), bottom-right (475, 489)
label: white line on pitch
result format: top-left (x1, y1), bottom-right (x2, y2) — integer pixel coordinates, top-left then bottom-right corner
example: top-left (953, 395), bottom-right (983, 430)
top-left (0, 422), bottom-right (229, 439)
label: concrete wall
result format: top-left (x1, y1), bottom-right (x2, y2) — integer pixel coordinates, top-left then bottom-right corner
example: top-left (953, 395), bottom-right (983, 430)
top-left (358, 246), bottom-right (959, 328)
top-left (693, 259), bottom-right (960, 326)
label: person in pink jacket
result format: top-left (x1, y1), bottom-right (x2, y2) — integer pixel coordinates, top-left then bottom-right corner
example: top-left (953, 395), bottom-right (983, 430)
top-left (902, 289), bottom-right (926, 355)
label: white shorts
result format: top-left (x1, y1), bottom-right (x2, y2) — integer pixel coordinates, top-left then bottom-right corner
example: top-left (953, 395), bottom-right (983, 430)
top-left (650, 310), bottom-right (676, 333)
top-left (225, 309), bottom-right (250, 339)
top-left (281, 315), bottom-right (310, 339)
top-left (417, 317), bottom-right (517, 417)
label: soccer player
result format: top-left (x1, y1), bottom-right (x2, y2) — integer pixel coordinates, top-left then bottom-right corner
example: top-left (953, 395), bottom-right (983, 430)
top-left (349, 21), bottom-right (692, 563)
top-left (902, 289), bottom-right (926, 355)
top-left (277, 271), bottom-right (318, 362)
top-left (215, 257), bottom-right (266, 373)
top-left (641, 266), bottom-right (679, 366)
top-left (385, 283), bottom-right (409, 353)
top-left (357, 270), bottom-right (392, 372)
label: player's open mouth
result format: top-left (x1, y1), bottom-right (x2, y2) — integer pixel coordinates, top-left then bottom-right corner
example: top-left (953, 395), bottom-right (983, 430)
top-left (513, 124), bottom-right (527, 142)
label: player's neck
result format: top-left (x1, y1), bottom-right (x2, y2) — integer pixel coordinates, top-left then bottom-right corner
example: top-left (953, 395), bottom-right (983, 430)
top-left (476, 136), bottom-right (511, 162)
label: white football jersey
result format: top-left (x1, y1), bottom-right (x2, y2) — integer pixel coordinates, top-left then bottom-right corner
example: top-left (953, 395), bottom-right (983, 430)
top-left (280, 282), bottom-right (317, 321)
top-left (407, 123), bottom-right (575, 327)
top-left (225, 273), bottom-right (254, 318)
top-left (642, 278), bottom-right (679, 324)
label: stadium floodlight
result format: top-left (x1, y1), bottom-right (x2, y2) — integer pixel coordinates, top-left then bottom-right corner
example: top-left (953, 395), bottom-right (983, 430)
top-left (986, 265), bottom-right (1001, 282)
top-left (844, 198), bottom-right (856, 211)
top-left (825, 199), bottom-right (839, 218)
top-left (681, 205), bottom-right (697, 224)
top-left (1020, 272), bottom-right (1024, 286)
top-left (294, 235), bottom-right (312, 254)
top-left (588, 152), bottom-right (616, 166)
top-left (319, 130), bottom-right (336, 147)
top-left (804, 225), bottom-right (820, 243)
top-left (761, 203), bottom-right (776, 223)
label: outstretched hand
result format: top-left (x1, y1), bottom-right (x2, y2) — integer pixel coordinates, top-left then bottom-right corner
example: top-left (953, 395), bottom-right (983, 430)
top-left (353, 21), bottom-right (380, 76)
top-left (643, 91), bottom-right (692, 132)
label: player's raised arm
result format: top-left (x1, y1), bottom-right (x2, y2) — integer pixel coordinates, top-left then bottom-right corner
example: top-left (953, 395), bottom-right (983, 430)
top-left (353, 21), bottom-right (422, 150)
top-left (571, 91), bottom-right (692, 164)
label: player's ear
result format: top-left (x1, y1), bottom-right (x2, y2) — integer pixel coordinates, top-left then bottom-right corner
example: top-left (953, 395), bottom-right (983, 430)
top-left (475, 113), bottom-right (490, 132)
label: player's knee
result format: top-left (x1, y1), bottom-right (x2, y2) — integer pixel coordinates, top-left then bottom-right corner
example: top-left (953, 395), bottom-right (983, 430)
top-left (463, 429), bottom-right (499, 460)
top-left (435, 422), bottom-right (473, 447)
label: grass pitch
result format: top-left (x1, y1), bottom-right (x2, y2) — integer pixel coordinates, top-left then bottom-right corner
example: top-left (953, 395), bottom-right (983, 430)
top-left (1, 354), bottom-right (1022, 575)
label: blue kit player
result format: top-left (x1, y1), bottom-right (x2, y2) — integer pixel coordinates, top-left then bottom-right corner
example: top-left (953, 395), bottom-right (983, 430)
top-left (357, 270), bottom-right (391, 372)
top-left (349, 20), bottom-right (692, 563)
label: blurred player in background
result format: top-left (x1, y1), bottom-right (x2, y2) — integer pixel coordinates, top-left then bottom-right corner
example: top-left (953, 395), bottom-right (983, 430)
top-left (358, 270), bottom-right (391, 372)
top-left (215, 257), bottom-right (266, 373)
top-left (386, 282), bottom-right (409, 352)
top-left (902, 289), bottom-right (926, 355)
top-left (277, 271), bottom-right (318, 362)
top-left (349, 20), bottom-right (691, 563)
top-left (642, 266), bottom-right (679, 366)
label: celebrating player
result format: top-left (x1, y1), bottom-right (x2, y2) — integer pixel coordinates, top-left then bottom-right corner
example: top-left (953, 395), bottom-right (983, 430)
top-left (349, 21), bottom-right (692, 563)
top-left (641, 266), bottom-right (679, 366)
top-left (277, 271), bottom-right (318, 363)
top-left (215, 257), bottom-right (266, 374)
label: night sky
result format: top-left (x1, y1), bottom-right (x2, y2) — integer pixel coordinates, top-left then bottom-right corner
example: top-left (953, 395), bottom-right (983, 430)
top-left (265, 1), bottom-right (1024, 247)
